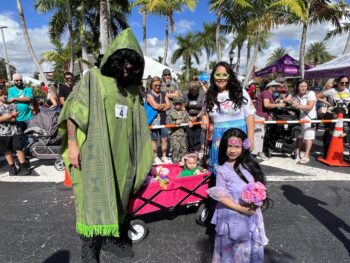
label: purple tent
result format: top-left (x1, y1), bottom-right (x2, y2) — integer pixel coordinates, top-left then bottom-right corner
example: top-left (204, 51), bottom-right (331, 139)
top-left (255, 54), bottom-right (312, 77)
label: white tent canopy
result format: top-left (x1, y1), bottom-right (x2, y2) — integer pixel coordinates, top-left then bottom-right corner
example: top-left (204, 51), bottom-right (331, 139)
top-left (23, 76), bottom-right (41, 86)
top-left (305, 53), bottom-right (350, 79)
top-left (143, 56), bottom-right (176, 79)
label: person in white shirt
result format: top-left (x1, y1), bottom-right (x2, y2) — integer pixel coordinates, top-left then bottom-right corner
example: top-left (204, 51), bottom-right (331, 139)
top-left (291, 80), bottom-right (317, 164)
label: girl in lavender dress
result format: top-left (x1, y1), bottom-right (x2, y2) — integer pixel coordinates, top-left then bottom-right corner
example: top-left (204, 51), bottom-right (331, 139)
top-left (207, 128), bottom-right (268, 263)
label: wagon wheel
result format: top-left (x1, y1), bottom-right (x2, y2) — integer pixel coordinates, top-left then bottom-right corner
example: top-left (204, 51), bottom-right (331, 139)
top-left (128, 219), bottom-right (148, 243)
top-left (196, 203), bottom-right (210, 225)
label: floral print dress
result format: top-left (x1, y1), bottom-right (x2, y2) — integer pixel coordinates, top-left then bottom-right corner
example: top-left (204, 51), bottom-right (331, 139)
top-left (207, 163), bottom-right (268, 263)
top-left (207, 90), bottom-right (255, 171)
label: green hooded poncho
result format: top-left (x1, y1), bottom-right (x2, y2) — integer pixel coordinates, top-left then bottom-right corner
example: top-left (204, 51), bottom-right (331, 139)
top-left (59, 28), bottom-right (153, 238)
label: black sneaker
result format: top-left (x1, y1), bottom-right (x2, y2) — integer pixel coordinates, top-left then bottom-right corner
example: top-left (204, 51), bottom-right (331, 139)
top-left (8, 165), bottom-right (18, 176)
top-left (80, 236), bottom-right (99, 263)
top-left (100, 236), bottom-right (134, 260)
top-left (19, 163), bottom-right (31, 175)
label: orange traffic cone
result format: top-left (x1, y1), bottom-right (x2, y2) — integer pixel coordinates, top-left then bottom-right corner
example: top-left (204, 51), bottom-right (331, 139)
top-left (63, 168), bottom-right (72, 187)
top-left (318, 113), bottom-right (350, 167)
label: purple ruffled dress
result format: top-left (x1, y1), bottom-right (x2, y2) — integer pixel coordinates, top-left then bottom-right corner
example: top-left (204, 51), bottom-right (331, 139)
top-left (207, 162), bottom-right (268, 263)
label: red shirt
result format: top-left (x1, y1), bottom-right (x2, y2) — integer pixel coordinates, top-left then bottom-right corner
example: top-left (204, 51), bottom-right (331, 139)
top-left (255, 90), bottom-right (274, 120)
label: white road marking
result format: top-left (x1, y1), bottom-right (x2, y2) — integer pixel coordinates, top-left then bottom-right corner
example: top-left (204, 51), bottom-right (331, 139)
top-left (0, 158), bottom-right (64, 183)
top-left (0, 156), bottom-right (349, 183)
top-left (262, 156), bottom-right (350, 181)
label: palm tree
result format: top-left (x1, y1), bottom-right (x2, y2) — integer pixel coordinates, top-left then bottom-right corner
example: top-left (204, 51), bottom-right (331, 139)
top-left (210, 0), bottom-right (250, 62)
top-left (274, 0), bottom-right (345, 78)
top-left (17, 0), bottom-right (48, 83)
top-left (35, 0), bottom-right (129, 71)
top-left (220, 2), bottom-right (250, 74)
top-left (171, 33), bottom-right (201, 82)
top-left (131, 0), bottom-right (152, 56)
top-left (240, 0), bottom-right (282, 88)
top-left (35, 0), bottom-right (75, 72)
top-left (153, 56), bottom-right (164, 63)
top-left (266, 47), bottom-right (289, 66)
top-left (325, 22), bottom-right (350, 54)
top-left (195, 23), bottom-right (225, 72)
top-left (39, 40), bottom-right (92, 72)
top-left (141, 0), bottom-right (197, 65)
top-left (305, 41), bottom-right (334, 66)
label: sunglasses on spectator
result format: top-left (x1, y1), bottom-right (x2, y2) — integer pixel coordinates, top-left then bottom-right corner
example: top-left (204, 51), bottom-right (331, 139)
top-left (163, 74), bottom-right (171, 77)
top-left (153, 84), bottom-right (161, 88)
top-left (213, 72), bottom-right (230, 80)
top-left (14, 80), bottom-right (23, 82)
top-left (340, 82), bottom-right (349, 85)
top-left (65, 77), bottom-right (73, 81)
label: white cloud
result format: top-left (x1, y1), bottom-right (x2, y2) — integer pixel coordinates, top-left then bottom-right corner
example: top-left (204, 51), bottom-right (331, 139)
top-left (0, 13), bottom-right (55, 77)
top-left (174, 19), bottom-right (196, 34)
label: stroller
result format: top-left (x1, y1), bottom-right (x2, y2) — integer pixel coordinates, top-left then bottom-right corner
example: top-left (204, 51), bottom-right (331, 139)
top-left (24, 107), bottom-right (64, 171)
top-left (126, 163), bottom-right (211, 243)
top-left (264, 107), bottom-right (302, 157)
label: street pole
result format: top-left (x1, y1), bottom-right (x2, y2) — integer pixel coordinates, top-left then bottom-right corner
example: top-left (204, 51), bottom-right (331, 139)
top-left (0, 26), bottom-right (11, 81)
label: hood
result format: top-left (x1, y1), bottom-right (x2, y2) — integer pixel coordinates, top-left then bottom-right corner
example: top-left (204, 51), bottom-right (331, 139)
top-left (100, 28), bottom-right (144, 81)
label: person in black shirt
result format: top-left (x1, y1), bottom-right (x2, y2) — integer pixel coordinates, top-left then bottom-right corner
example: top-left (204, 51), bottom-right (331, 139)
top-left (59, 72), bottom-right (75, 106)
top-left (182, 80), bottom-right (205, 152)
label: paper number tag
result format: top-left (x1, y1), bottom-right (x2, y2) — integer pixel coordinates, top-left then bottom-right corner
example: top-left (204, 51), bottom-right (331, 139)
top-left (115, 104), bottom-right (128, 119)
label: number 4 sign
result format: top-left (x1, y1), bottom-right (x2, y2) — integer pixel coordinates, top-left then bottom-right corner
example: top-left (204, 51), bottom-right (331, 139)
top-left (115, 104), bottom-right (128, 119)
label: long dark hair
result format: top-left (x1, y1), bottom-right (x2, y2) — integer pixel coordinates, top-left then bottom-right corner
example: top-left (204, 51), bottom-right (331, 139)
top-left (205, 61), bottom-right (246, 113)
top-left (218, 128), bottom-right (272, 209)
top-left (218, 128), bottom-right (265, 185)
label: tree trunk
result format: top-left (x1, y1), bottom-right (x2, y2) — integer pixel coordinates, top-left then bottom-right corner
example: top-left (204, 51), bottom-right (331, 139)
top-left (80, 27), bottom-right (89, 72)
top-left (206, 48), bottom-right (210, 72)
top-left (243, 32), bottom-right (260, 88)
top-left (236, 43), bottom-right (242, 75)
top-left (64, 0), bottom-right (74, 73)
top-left (107, 0), bottom-right (113, 42)
top-left (142, 9), bottom-right (147, 56)
top-left (100, 0), bottom-right (109, 53)
top-left (216, 4), bottom-right (222, 61)
top-left (163, 15), bottom-right (169, 65)
top-left (246, 41), bottom-right (251, 76)
top-left (299, 22), bottom-right (308, 79)
top-left (186, 57), bottom-right (190, 82)
top-left (17, 0), bottom-right (47, 83)
top-left (343, 32), bottom-right (350, 54)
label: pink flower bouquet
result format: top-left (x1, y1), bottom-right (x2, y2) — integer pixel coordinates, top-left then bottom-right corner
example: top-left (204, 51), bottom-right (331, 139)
top-left (239, 182), bottom-right (266, 209)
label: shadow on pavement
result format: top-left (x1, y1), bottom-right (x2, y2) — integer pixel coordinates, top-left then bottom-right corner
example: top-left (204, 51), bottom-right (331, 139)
top-left (264, 247), bottom-right (295, 263)
top-left (281, 185), bottom-right (350, 256)
top-left (42, 250), bottom-right (70, 263)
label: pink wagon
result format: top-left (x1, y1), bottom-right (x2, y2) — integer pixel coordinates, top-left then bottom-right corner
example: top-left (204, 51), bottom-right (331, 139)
top-left (126, 163), bottom-right (211, 242)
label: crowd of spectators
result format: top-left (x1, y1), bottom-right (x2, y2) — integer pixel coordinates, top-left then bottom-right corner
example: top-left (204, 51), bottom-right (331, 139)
top-left (1, 67), bottom-right (349, 174)
top-left (145, 67), bottom-right (350, 167)
top-left (0, 72), bottom-right (75, 176)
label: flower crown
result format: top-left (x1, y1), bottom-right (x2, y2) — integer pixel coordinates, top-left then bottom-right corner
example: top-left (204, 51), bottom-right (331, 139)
top-left (228, 138), bottom-right (250, 150)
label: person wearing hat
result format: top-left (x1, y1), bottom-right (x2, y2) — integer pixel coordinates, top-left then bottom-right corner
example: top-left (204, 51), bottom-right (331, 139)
top-left (161, 68), bottom-right (180, 100)
top-left (166, 95), bottom-right (193, 163)
top-left (253, 80), bottom-right (286, 160)
top-left (274, 77), bottom-right (291, 103)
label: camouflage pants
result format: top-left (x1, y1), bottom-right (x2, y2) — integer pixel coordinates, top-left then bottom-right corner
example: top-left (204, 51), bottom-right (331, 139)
top-left (170, 134), bottom-right (187, 163)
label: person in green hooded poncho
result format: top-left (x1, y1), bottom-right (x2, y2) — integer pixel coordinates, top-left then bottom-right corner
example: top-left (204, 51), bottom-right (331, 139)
top-left (59, 28), bottom-right (153, 262)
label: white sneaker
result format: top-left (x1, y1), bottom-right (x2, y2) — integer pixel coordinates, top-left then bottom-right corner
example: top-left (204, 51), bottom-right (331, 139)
top-left (153, 157), bottom-right (162, 165)
top-left (161, 157), bottom-right (172, 164)
top-left (256, 153), bottom-right (269, 160)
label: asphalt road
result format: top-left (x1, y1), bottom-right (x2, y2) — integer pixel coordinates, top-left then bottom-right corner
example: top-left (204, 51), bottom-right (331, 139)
top-left (0, 129), bottom-right (349, 263)
top-left (1, 167), bottom-right (349, 263)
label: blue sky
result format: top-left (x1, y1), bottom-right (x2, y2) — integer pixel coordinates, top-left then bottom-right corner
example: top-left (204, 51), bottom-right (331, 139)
top-left (0, 1), bottom-right (349, 76)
